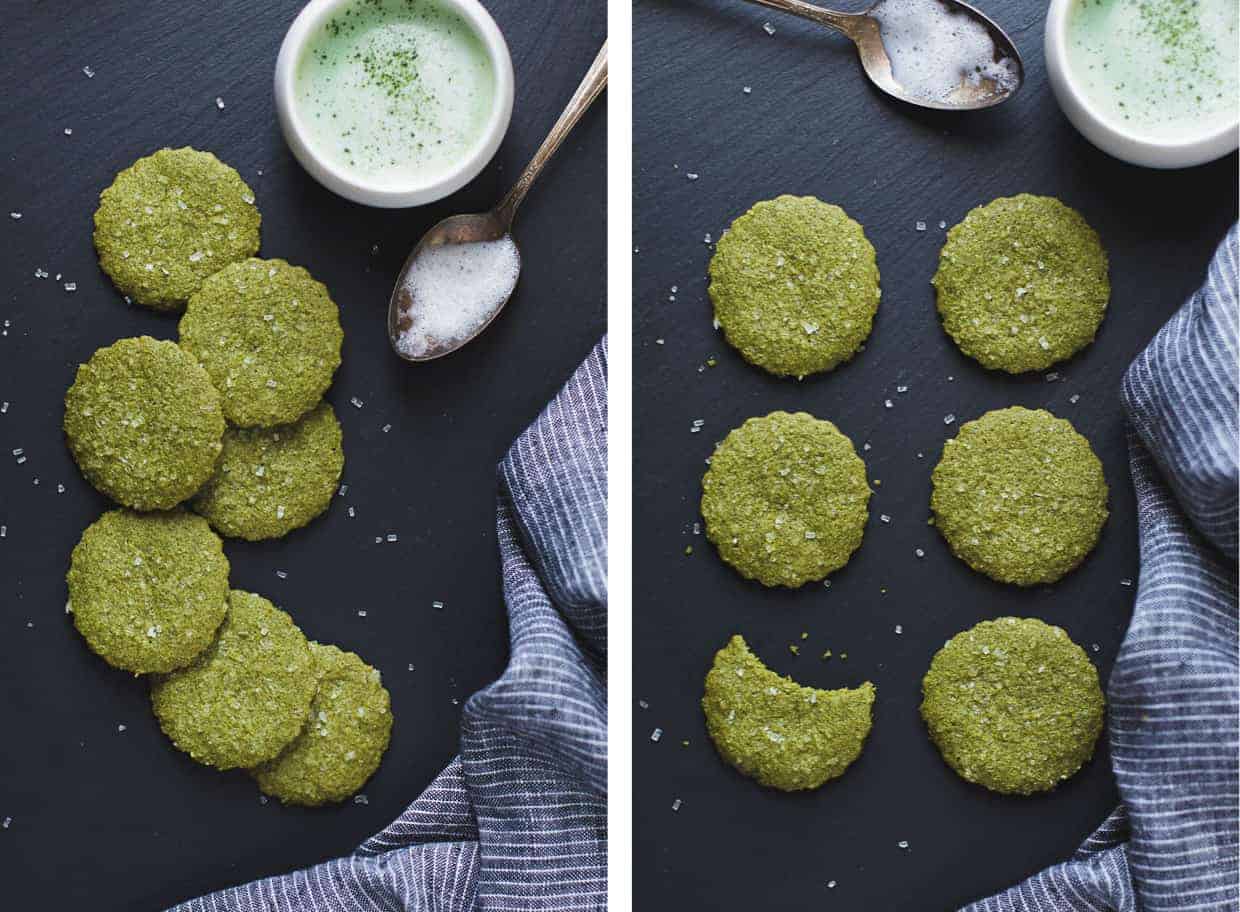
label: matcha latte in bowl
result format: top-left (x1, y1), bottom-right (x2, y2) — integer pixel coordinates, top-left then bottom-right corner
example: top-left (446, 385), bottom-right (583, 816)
top-left (276, 0), bottom-right (514, 206)
top-left (1045, 0), bottom-right (1238, 168)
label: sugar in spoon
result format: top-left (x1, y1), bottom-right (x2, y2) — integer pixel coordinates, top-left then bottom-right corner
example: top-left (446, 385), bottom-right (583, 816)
top-left (388, 41), bottom-right (608, 362)
top-left (743, 0), bottom-right (1023, 110)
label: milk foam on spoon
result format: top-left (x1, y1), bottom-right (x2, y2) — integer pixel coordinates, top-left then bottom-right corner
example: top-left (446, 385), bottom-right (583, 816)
top-left (870, 0), bottom-right (1020, 104)
top-left (394, 236), bottom-right (521, 359)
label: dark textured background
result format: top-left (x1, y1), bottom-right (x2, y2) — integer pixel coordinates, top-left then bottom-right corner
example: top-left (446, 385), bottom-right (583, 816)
top-left (0, 1), bottom-right (605, 908)
top-left (633, 0), bottom-right (1236, 909)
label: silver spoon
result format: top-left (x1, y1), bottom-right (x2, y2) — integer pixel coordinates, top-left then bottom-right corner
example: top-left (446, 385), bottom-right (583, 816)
top-left (388, 41), bottom-right (608, 362)
top-left (743, 0), bottom-right (1023, 110)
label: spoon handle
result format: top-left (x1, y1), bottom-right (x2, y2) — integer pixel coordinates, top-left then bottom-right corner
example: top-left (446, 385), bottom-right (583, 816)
top-left (740, 0), bottom-right (862, 36)
top-left (495, 41), bottom-right (608, 229)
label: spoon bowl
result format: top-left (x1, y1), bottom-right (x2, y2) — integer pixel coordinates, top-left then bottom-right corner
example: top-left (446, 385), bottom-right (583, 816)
top-left (388, 213), bottom-right (516, 362)
top-left (745, 0), bottom-right (1023, 110)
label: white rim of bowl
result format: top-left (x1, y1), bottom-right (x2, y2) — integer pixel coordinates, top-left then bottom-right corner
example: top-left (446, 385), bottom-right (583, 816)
top-left (1046, 0), bottom-right (1239, 156)
top-left (274, 0), bottom-right (515, 207)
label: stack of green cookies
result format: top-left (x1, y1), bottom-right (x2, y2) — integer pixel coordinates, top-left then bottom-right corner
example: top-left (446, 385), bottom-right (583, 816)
top-left (697, 193), bottom-right (1112, 796)
top-left (77, 147), bottom-right (346, 541)
top-left (62, 148), bottom-right (389, 805)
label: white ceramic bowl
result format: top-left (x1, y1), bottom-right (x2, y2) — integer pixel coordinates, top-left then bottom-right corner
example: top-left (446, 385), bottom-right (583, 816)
top-left (1044, 0), bottom-right (1239, 169)
top-left (275, 0), bottom-right (514, 207)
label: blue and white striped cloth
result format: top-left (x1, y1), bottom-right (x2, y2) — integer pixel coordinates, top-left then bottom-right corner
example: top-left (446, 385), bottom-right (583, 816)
top-left (173, 338), bottom-right (608, 912)
top-left (966, 228), bottom-right (1239, 911)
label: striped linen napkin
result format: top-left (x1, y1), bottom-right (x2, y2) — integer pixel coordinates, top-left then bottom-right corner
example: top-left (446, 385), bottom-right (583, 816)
top-left (173, 337), bottom-right (608, 912)
top-left (965, 227), bottom-right (1238, 911)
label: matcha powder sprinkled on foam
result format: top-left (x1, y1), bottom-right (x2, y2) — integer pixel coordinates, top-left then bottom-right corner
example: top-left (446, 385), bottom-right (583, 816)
top-left (1066, 0), bottom-right (1238, 141)
top-left (294, 0), bottom-right (497, 186)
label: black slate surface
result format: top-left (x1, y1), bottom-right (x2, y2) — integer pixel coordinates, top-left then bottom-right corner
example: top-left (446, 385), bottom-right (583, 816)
top-left (0, 2), bottom-right (605, 908)
top-left (633, 0), bottom-right (1236, 909)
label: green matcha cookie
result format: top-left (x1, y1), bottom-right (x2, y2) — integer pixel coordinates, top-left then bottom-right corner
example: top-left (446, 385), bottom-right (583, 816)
top-left (192, 403), bottom-right (344, 541)
top-left (64, 336), bottom-right (225, 511)
top-left (921, 617), bottom-right (1105, 795)
top-left (701, 411), bottom-right (870, 587)
top-left (709, 195), bottom-right (881, 377)
top-left (179, 258), bottom-right (343, 428)
top-left (251, 642), bottom-right (392, 806)
top-left (703, 634), bottom-right (875, 791)
top-left (931, 407), bottom-right (1107, 586)
top-left (93, 147), bottom-right (261, 311)
top-left (151, 590), bottom-right (317, 770)
top-left (933, 195), bottom-right (1109, 373)
top-left (68, 509), bottom-right (228, 675)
